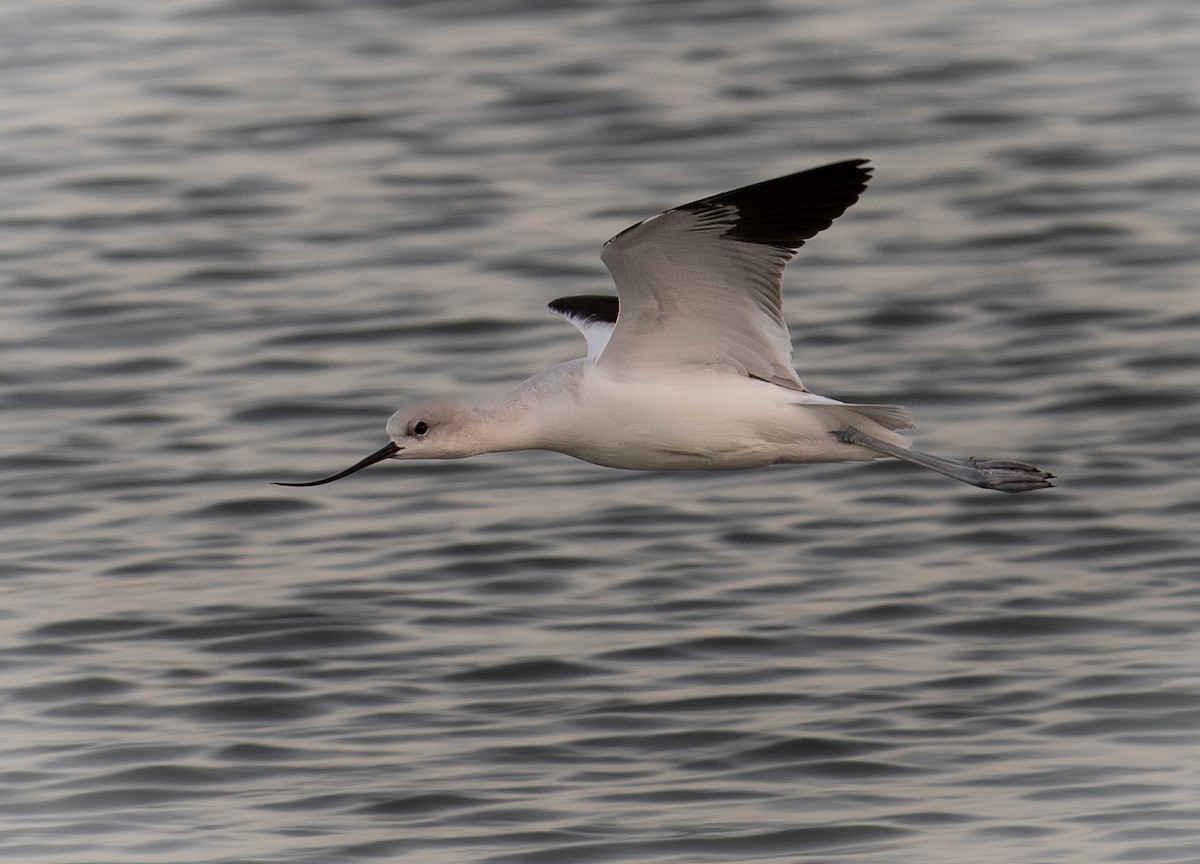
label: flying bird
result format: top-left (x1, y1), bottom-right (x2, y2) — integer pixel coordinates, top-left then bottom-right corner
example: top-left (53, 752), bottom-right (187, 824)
top-left (277, 160), bottom-right (1053, 493)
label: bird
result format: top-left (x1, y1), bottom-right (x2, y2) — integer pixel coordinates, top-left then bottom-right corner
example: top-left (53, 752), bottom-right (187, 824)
top-left (276, 159), bottom-right (1053, 493)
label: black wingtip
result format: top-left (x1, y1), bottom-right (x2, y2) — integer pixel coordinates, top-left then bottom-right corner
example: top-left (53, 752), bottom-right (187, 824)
top-left (679, 158), bottom-right (874, 250)
top-left (547, 294), bottom-right (620, 325)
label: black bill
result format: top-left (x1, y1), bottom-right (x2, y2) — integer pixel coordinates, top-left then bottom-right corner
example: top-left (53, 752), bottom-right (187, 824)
top-left (274, 441), bottom-right (401, 487)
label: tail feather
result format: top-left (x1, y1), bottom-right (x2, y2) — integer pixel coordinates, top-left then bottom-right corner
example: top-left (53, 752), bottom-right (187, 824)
top-left (842, 403), bottom-right (915, 431)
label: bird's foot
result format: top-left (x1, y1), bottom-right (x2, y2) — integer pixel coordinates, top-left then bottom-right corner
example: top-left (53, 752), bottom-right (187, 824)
top-left (835, 427), bottom-right (1055, 493)
top-left (962, 458), bottom-right (1055, 493)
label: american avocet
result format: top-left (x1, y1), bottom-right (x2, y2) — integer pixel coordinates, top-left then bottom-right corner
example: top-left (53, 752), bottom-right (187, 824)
top-left (277, 160), bottom-right (1053, 493)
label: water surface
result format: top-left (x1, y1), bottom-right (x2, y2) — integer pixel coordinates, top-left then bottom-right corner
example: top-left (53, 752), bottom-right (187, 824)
top-left (2, 1), bottom-right (1199, 862)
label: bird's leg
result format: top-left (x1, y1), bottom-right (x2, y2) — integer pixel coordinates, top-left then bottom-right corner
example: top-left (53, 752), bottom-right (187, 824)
top-left (836, 427), bottom-right (1054, 493)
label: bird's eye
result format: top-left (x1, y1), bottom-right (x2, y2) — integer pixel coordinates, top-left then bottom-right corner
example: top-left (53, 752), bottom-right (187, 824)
top-left (412, 421), bottom-right (429, 436)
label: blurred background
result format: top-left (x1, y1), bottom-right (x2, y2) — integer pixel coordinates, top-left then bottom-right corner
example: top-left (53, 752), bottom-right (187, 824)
top-left (2, 1), bottom-right (1198, 862)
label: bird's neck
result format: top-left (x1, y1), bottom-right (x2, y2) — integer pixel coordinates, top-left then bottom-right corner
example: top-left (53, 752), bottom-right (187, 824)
top-left (456, 395), bottom-right (542, 456)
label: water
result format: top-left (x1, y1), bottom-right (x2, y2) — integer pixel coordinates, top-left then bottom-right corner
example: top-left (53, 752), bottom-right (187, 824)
top-left (2, 0), bottom-right (1198, 861)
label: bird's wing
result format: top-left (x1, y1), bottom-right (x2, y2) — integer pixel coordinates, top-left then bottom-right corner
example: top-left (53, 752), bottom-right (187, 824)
top-left (547, 294), bottom-right (618, 361)
top-left (597, 159), bottom-right (871, 389)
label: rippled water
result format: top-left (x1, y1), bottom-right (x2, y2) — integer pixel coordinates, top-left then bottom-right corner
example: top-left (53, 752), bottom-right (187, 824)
top-left (3, 0), bottom-right (1199, 862)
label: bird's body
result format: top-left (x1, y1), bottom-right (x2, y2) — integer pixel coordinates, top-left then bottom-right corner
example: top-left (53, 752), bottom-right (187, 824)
top-left (409, 361), bottom-right (903, 472)
top-left (530, 364), bottom-right (869, 472)
top-left (279, 160), bottom-right (1053, 493)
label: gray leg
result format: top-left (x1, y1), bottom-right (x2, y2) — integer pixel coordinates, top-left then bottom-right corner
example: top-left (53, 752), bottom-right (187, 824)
top-left (836, 428), bottom-right (1054, 493)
